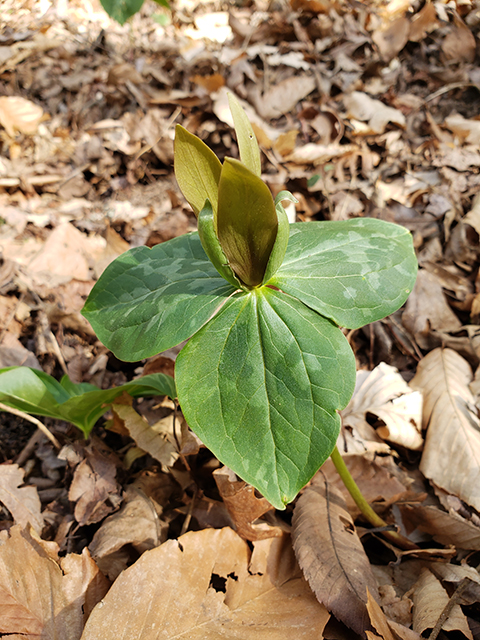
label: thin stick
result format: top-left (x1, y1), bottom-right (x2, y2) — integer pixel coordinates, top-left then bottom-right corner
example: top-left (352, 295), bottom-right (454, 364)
top-left (0, 402), bottom-right (60, 449)
top-left (330, 446), bottom-right (418, 551)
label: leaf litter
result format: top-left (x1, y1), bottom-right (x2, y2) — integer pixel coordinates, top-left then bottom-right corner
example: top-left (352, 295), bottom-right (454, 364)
top-left (1, 0), bottom-right (480, 637)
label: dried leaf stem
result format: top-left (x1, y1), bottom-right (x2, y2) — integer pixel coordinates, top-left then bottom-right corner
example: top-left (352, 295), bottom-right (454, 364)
top-left (330, 446), bottom-right (418, 551)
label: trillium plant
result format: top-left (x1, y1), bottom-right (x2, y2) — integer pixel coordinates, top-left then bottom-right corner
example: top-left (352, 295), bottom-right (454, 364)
top-left (83, 95), bottom-right (417, 515)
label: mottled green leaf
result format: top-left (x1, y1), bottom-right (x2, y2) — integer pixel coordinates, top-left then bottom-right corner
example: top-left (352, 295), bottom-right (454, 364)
top-left (271, 218), bottom-right (417, 329)
top-left (0, 367), bottom-right (176, 436)
top-left (176, 287), bottom-right (356, 509)
top-left (82, 233), bottom-right (235, 361)
top-left (228, 92), bottom-right (261, 177)
top-left (217, 158), bottom-right (277, 287)
top-left (174, 125), bottom-right (222, 217)
top-left (99, 0), bottom-right (144, 24)
top-left (198, 200), bottom-right (244, 289)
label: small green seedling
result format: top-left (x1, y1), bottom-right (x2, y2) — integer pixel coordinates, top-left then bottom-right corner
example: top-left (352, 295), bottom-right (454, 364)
top-left (82, 94), bottom-right (417, 510)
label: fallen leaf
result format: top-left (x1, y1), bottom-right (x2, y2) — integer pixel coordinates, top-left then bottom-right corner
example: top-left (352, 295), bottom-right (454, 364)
top-left (68, 442), bottom-right (122, 527)
top-left (410, 348), bottom-right (480, 512)
top-left (89, 486), bottom-right (167, 580)
top-left (112, 403), bottom-right (179, 470)
top-left (27, 222), bottom-right (101, 286)
top-left (366, 589), bottom-right (397, 640)
top-left (0, 464), bottom-right (43, 533)
top-left (372, 16), bottom-right (410, 60)
top-left (81, 528), bottom-right (330, 638)
top-left (409, 2), bottom-right (439, 42)
top-left (344, 92), bottom-right (406, 135)
top-left (292, 472), bottom-right (379, 635)
top-left (442, 14), bottom-right (476, 63)
top-left (340, 363), bottom-right (423, 451)
top-left (399, 503), bottom-right (480, 550)
top-left (251, 75), bottom-right (316, 120)
top-left (402, 269), bottom-right (462, 349)
top-left (0, 96), bottom-right (44, 136)
top-left (213, 466), bottom-right (285, 541)
top-left (0, 525), bottom-right (106, 637)
top-left (412, 568), bottom-right (473, 638)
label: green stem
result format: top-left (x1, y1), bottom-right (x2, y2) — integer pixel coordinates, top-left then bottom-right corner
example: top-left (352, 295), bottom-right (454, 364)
top-left (330, 446), bottom-right (418, 551)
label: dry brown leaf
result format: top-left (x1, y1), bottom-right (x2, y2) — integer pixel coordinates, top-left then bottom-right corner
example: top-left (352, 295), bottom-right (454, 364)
top-left (213, 466), bottom-right (285, 541)
top-left (292, 473), bottom-right (379, 635)
top-left (0, 464), bottom-right (43, 534)
top-left (340, 363), bottom-right (423, 451)
top-left (366, 589), bottom-right (397, 640)
top-left (442, 14), bottom-right (476, 64)
top-left (112, 403), bottom-right (179, 469)
top-left (27, 222), bottom-right (101, 286)
top-left (0, 96), bottom-right (44, 136)
top-left (402, 269), bottom-right (462, 349)
top-left (444, 114), bottom-right (480, 146)
top-left (344, 92), bottom-right (405, 135)
top-left (410, 348), bottom-right (480, 512)
top-left (0, 525), bottom-right (107, 638)
top-left (68, 442), bottom-right (122, 527)
top-left (372, 16), bottom-right (410, 60)
top-left (81, 527), bottom-right (330, 639)
top-left (88, 486), bottom-right (166, 577)
top-left (400, 503), bottom-right (480, 550)
top-left (412, 568), bottom-right (473, 638)
top-left (409, 2), bottom-right (439, 42)
top-left (251, 75), bottom-right (316, 120)
top-left (321, 456), bottom-right (413, 520)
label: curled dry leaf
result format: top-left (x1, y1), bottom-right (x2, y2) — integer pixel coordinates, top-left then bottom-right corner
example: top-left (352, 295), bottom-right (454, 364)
top-left (292, 472), bottom-right (379, 636)
top-left (81, 527), bottom-right (330, 639)
top-left (112, 403), bottom-right (179, 470)
top-left (400, 503), bottom-right (480, 550)
top-left (0, 464), bottom-right (43, 534)
top-left (0, 96), bottom-right (44, 136)
top-left (410, 348), bottom-right (480, 512)
top-left (250, 75), bottom-right (317, 120)
top-left (344, 92), bottom-right (406, 135)
top-left (341, 362), bottom-right (423, 452)
top-left (68, 442), bottom-right (122, 527)
top-left (0, 525), bottom-right (107, 638)
top-left (89, 486), bottom-right (167, 580)
top-left (412, 568), bottom-right (473, 638)
top-left (213, 466), bottom-right (286, 541)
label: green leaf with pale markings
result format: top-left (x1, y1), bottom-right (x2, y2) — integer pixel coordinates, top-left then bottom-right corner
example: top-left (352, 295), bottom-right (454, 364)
top-left (270, 218), bottom-right (417, 329)
top-left (217, 158), bottom-right (277, 287)
top-left (174, 124), bottom-right (222, 217)
top-left (228, 92), bottom-right (261, 176)
top-left (82, 233), bottom-right (235, 362)
top-left (176, 286), bottom-right (356, 509)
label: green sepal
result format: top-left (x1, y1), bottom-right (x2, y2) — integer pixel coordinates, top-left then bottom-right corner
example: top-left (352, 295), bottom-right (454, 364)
top-left (228, 93), bottom-right (261, 177)
top-left (198, 199), bottom-right (244, 289)
top-left (217, 158), bottom-right (277, 288)
top-left (174, 124), bottom-right (222, 217)
top-left (263, 203), bottom-right (289, 284)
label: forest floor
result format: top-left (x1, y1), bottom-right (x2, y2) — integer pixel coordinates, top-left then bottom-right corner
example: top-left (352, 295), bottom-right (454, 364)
top-left (1, 0), bottom-right (480, 638)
